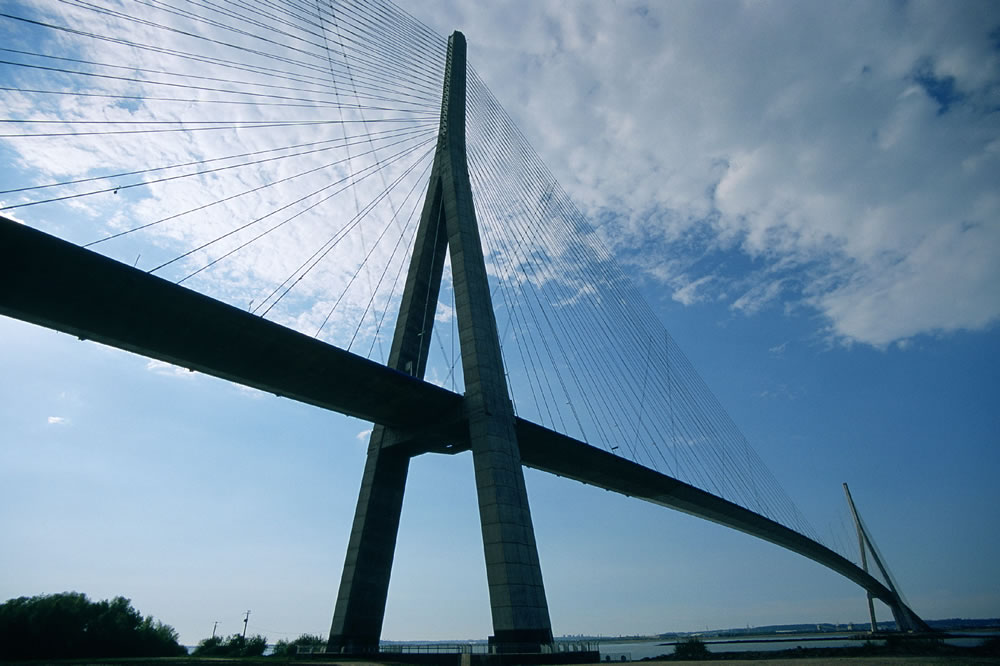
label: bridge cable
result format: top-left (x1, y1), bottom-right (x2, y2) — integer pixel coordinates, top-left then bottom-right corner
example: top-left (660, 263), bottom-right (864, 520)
top-left (1, 126), bottom-right (432, 211)
top-left (256, 144), bottom-right (433, 317)
top-left (151, 137), bottom-right (433, 279)
top-left (0, 124), bottom-right (433, 197)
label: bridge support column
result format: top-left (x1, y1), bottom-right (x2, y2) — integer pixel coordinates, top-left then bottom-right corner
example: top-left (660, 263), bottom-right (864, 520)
top-left (328, 429), bottom-right (409, 651)
top-left (328, 31), bottom-right (552, 652)
top-left (328, 67), bottom-right (450, 653)
top-left (441, 131), bottom-right (552, 647)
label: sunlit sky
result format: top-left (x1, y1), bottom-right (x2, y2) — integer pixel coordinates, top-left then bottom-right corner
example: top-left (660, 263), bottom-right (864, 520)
top-left (2, 0), bottom-right (999, 647)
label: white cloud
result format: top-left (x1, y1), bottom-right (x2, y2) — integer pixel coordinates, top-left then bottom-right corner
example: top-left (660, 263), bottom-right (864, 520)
top-left (731, 279), bottom-right (786, 316)
top-left (0, 204), bottom-right (28, 224)
top-left (424, 0), bottom-right (1000, 347)
top-left (4, 1), bottom-right (997, 358)
top-left (355, 428), bottom-right (372, 442)
top-left (145, 359), bottom-right (194, 378)
top-left (47, 416), bottom-right (68, 425)
top-left (671, 275), bottom-right (714, 306)
top-left (435, 301), bottom-right (456, 323)
top-left (757, 384), bottom-right (800, 401)
top-left (233, 384), bottom-right (266, 399)
top-left (813, 218), bottom-right (1000, 347)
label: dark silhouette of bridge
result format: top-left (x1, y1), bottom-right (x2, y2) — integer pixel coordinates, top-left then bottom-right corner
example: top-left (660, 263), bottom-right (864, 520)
top-left (0, 3), bottom-right (929, 655)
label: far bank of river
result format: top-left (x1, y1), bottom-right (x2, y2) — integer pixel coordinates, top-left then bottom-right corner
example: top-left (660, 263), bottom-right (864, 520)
top-left (596, 630), bottom-right (1000, 661)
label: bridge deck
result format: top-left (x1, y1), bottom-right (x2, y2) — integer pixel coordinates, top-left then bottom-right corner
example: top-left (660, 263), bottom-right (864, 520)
top-left (0, 214), bottom-right (928, 631)
top-left (0, 216), bottom-right (465, 441)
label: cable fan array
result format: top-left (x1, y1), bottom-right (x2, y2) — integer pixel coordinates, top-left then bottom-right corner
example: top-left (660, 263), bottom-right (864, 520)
top-left (0, 0), bottom-right (860, 564)
top-left (1, 0), bottom-right (449, 361)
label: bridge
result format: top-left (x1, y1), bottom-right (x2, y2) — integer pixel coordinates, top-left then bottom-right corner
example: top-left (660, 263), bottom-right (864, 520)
top-left (0, 0), bottom-right (929, 652)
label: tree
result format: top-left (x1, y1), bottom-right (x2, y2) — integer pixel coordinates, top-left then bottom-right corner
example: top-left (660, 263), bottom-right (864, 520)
top-left (244, 634), bottom-right (268, 657)
top-left (673, 636), bottom-right (710, 660)
top-left (193, 633), bottom-right (268, 657)
top-left (271, 633), bottom-right (325, 656)
top-left (0, 592), bottom-right (185, 660)
top-left (193, 635), bottom-right (226, 656)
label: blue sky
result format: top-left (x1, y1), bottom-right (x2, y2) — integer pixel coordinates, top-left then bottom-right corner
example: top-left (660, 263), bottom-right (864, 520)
top-left (2, 0), bottom-right (999, 647)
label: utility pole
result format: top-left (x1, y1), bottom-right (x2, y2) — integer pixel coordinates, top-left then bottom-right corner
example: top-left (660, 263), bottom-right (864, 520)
top-left (212, 621), bottom-right (219, 639)
top-left (242, 610), bottom-right (251, 640)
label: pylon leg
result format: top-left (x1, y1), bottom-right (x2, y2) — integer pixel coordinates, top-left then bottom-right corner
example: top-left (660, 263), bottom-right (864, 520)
top-left (469, 412), bottom-right (553, 647)
top-left (328, 427), bottom-right (409, 651)
top-left (439, 146), bottom-right (553, 646)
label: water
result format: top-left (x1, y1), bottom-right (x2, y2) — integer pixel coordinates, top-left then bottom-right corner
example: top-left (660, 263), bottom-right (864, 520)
top-left (598, 635), bottom-right (870, 661)
top-left (597, 631), bottom-right (999, 661)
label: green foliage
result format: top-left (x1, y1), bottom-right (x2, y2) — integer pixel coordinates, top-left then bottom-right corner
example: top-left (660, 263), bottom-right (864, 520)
top-left (193, 633), bottom-right (268, 657)
top-left (193, 635), bottom-right (225, 655)
top-left (0, 591), bottom-right (185, 660)
top-left (673, 636), bottom-right (710, 660)
top-left (271, 633), bottom-right (325, 656)
top-left (244, 634), bottom-right (268, 657)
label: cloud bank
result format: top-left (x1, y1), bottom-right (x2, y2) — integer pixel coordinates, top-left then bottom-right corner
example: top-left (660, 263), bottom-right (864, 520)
top-left (427, 0), bottom-right (1000, 347)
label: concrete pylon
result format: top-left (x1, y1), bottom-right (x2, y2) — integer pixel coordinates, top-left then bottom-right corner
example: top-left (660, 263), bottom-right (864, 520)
top-left (843, 483), bottom-right (929, 633)
top-left (844, 483), bottom-right (879, 632)
top-left (328, 31), bottom-right (553, 652)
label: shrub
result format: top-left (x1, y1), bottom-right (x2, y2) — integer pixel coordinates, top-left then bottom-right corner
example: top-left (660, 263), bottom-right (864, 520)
top-left (272, 633), bottom-right (326, 656)
top-left (673, 636), bottom-right (710, 659)
top-left (193, 633), bottom-right (268, 657)
top-left (0, 592), bottom-right (185, 660)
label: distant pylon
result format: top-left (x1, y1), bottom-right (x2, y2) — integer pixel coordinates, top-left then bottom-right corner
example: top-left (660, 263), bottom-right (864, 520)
top-left (843, 483), bottom-right (928, 632)
top-left (844, 483), bottom-right (879, 632)
top-left (327, 31), bottom-right (553, 652)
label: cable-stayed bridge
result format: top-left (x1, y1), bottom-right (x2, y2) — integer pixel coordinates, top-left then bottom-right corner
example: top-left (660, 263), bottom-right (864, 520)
top-left (0, 0), bottom-right (929, 651)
